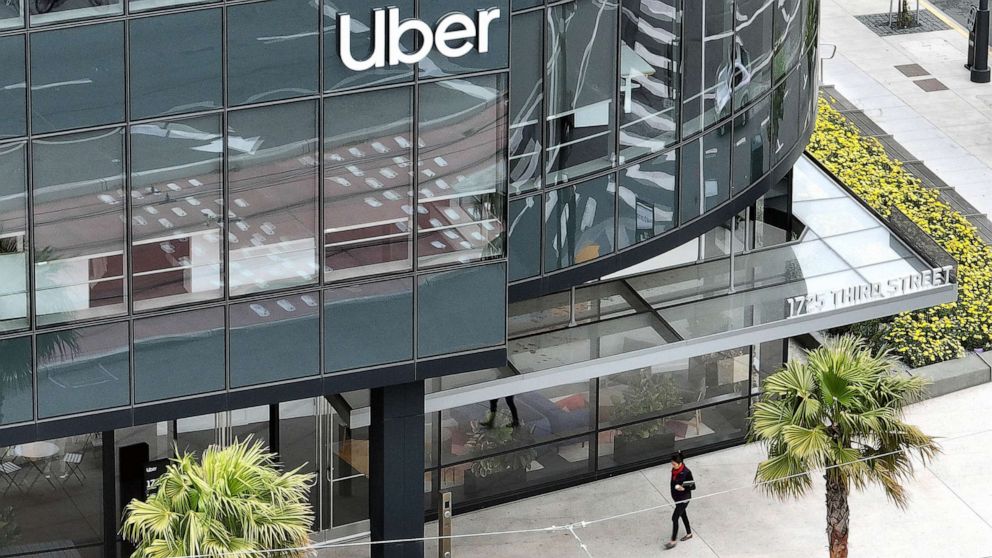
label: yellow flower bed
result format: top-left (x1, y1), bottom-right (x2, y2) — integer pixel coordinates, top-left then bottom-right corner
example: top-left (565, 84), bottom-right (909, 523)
top-left (807, 97), bottom-right (992, 367)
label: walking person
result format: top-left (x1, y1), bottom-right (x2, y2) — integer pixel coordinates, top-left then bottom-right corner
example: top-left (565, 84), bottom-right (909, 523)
top-left (480, 395), bottom-right (520, 427)
top-left (666, 451), bottom-right (694, 550)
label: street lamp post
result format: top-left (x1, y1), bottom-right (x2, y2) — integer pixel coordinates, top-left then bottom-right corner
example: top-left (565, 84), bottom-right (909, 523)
top-left (971, 0), bottom-right (991, 83)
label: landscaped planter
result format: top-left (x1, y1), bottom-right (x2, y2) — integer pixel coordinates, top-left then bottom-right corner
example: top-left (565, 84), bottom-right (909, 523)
top-left (907, 352), bottom-right (991, 398)
top-left (809, 96), bottom-right (992, 368)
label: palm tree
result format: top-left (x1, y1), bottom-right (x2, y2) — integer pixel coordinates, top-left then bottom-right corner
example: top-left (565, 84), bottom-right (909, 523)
top-left (750, 335), bottom-right (940, 558)
top-left (121, 438), bottom-right (315, 558)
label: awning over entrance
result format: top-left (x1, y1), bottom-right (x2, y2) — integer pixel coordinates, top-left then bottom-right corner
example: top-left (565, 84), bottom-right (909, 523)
top-left (353, 157), bottom-right (958, 424)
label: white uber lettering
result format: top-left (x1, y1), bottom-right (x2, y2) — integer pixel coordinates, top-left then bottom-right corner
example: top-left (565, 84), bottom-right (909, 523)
top-left (388, 8), bottom-right (434, 66)
top-left (338, 9), bottom-right (388, 71)
top-left (476, 8), bottom-right (501, 53)
top-left (337, 6), bottom-right (502, 71)
top-left (435, 13), bottom-right (477, 58)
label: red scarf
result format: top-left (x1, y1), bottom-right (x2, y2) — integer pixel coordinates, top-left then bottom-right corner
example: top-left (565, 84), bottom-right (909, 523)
top-left (671, 463), bottom-right (685, 479)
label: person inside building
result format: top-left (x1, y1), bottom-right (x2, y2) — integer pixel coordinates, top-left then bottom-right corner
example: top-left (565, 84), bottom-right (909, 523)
top-left (480, 396), bottom-right (520, 428)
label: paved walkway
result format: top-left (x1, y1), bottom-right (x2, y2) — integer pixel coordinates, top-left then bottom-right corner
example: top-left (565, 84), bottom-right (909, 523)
top-left (411, 383), bottom-right (992, 558)
top-left (821, 0), bottom-right (992, 220)
top-left (317, 383), bottom-right (992, 557)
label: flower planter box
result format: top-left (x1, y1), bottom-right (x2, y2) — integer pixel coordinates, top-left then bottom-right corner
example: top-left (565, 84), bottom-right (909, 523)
top-left (910, 352), bottom-right (991, 398)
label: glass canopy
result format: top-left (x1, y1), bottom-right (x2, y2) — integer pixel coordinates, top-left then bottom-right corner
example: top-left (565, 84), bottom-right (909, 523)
top-left (354, 156), bottom-right (956, 420)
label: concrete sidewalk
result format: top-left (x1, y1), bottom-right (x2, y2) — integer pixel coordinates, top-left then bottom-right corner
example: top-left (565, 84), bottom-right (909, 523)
top-left (820, 0), bottom-right (992, 221)
top-left (408, 383), bottom-right (992, 558)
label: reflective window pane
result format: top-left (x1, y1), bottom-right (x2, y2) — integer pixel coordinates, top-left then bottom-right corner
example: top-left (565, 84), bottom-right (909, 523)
top-left (37, 322), bottom-right (129, 418)
top-left (30, 23), bottom-right (124, 133)
top-left (679, 137), bottom-right (701, 223)
top-left (773, 0), bottom-right (803, 82)
top-left (751, 180), bottom-right (792, 249)
top-left (230, 292), bottom-right (320, 387)
top-left (508, 195), bottom-right (541, 281)
top-left (0, 143), bottom-right (28, 332)
top-left (544, 175), bottom-right (616, 272)
top-left (228, 101), bottom-right (319, 296)
top-left (682, 0), bottom-right (732, 136)
top-left (732, 96), bottom-right (771, 192)
top-left (324, 278), bottom-right (412, 373)
top-left (512, 0), bottom-right (541, 9)
top-left (130, 115), bottom-right (223, 311)
top-left (441, 434), bottom-right (591, 503)
top-left (734, 0), bottom-right (773, 109)
top-left (0, 0), bottom-right (21, 29)
top-left (324, 88), bottom-right (412, 281)
top-left (620, 0), bottom-right (681, 160)
top-left (0, 336), bottom-right (32, 425)
top-left (703, 128), bottom-right (731, 211)
top-left (509, 11), bottom-right (543, 194)
top-left (805, 0), bottom-right (820, 52)
top-left (680, 129), bottom-right (730, 221)
top-left (130, 0), bottom-right (214, 14)
top-left (419, 0), bottom-right (509, 78)
top-left (599, 348), bottom-right (750, 429)
top-left (772, 74), bottom-right (800, 164)
top-left (33, 129), bottom-right (126, 325)
top-left (323, 0), bottom-right (414, 91)
top-left (227, 0), bottom-right (319, 106)
top-left (30, 0), bottom-right (120, 25)
top-left (0, 434), bottom-right (104, 554)
top-left (0, 35), bottom-right (26, 138)
top-left (546, 0), bottom-right (618, 185)
top-left (129, 10), bottom-right (222, 119)
top-left (440, 381), bottom-right (594, 466)
top-left (799, 45), bottom-right (815, 134)
top-left (134, 307), bottom-right (225, 403)
top-left (418, 263), bottom-right (506, 357)
top-left (619, 150), bottom-right (677, 249)
top-left (418, 75), bottom-right (507, 268)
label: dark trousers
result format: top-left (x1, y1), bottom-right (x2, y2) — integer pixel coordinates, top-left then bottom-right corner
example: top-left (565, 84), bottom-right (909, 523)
top-left (671, 502), bottom-right (691, 540)
top-left (489, 396), bottom-right (519, 423)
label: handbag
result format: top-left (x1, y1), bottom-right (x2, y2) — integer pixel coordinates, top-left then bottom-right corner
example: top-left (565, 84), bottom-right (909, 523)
top-left (682, 479), bottom-right (696, 491)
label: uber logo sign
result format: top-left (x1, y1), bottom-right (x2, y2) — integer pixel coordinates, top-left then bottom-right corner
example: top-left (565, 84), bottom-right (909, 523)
top-left (338, 7), bottom-right (502, 70)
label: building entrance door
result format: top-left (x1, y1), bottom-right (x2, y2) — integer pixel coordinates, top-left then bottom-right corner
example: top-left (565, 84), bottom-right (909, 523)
top-left (278, 397), bottom-right (370, 544)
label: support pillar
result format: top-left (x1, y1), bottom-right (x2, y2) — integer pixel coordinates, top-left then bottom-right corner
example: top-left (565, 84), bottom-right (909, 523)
top-left (370, 381), bottom-right (425, 558)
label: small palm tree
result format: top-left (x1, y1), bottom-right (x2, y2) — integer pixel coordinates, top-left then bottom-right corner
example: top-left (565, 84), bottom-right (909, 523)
top-left (750, 335), bottom-right (940, 558)
top-left (121, 438), bottom-right (315, 558)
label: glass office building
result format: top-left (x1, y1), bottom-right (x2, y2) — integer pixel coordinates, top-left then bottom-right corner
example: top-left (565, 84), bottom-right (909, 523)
top-left (2, 0), bottom-right (950, 557)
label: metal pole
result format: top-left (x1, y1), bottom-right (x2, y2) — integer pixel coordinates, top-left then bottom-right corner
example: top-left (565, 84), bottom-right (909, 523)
top-left (438, 492), bottom-right (453, 558)
top-left (972, 0), bottom-right (991, 83)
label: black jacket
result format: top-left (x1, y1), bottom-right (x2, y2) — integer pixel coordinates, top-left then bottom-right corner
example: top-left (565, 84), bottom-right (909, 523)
top-left (670, 467), bottom-right (694, 502)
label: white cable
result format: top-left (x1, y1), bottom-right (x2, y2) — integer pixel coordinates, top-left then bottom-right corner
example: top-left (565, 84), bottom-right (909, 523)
top-left (567, 523), bottom-right (596, 558)
top-left (583, 426), bottom-right (992, 527)
top-left (160, 425), bottom-right (992, 557)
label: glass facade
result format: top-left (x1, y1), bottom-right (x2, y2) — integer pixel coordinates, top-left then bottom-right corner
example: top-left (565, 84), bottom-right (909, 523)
top-left (430, 343), bottom-right (777, 507)
top-left (506, 0), bottom-right (817, 284)
top-left (0, 0), bottom-right (526, 430)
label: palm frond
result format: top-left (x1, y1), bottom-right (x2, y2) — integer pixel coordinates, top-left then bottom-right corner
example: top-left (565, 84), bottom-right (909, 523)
top-left (749, 334), bottom-right (941, 509)
top-left (121, 437), bottom-right (316, 558)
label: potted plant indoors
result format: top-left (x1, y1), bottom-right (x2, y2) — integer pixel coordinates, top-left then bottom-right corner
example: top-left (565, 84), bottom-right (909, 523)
top-left (462, 416), bottom-right (536, 497)
top-left (0, 506), bottom-right (20, 549)
top-left (610, 370), bottom-right (683, 465)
